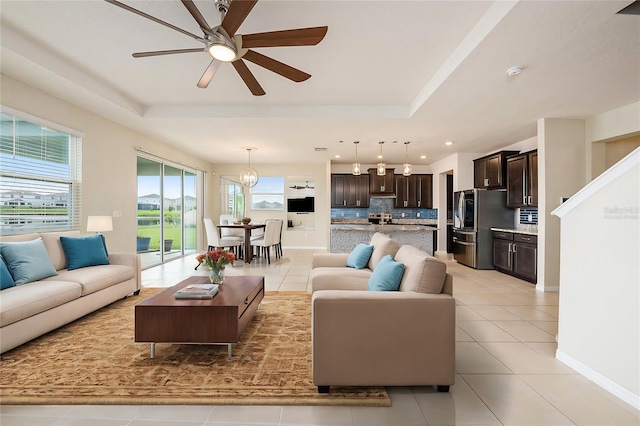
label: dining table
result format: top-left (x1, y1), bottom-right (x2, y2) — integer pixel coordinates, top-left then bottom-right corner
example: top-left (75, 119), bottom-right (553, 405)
top-left (217, 222), bottom-right (266, 264)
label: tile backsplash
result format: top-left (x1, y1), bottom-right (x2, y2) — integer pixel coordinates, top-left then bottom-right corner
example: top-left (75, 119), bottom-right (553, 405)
top-left (519, 208), bottom-right (538, 225)
top-left (331, 197), bottom-right (437, 220)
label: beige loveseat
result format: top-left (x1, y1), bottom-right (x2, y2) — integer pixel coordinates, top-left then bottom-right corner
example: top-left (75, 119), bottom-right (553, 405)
top-left (310, 233), bottom-right (455, 393)
top-left (0, 230), bottom-right (141, 353)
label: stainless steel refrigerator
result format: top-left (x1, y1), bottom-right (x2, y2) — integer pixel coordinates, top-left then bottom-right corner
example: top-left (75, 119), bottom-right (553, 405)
top-left (452, 189), bottom-right (515, 269)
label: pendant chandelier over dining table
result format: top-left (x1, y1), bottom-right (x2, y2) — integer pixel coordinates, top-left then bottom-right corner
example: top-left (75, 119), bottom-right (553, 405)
top-left (240, 147), bottom-right (259, 188)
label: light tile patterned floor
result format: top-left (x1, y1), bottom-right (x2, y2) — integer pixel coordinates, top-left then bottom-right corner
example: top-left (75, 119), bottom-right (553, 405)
top-left (2, 249), bottom-right (639, 426)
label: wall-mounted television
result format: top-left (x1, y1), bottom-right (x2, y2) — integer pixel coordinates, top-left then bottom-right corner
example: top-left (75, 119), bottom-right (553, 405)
top-left (287, 197), bottom-right (315, 213)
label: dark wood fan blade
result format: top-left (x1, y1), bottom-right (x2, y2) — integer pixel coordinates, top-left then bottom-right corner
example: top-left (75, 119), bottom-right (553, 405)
top-left (197, 60), bottom-right (221, 88)
top-left (104, 0), bottom-right (205, 41)
top-left (232, 59), bottom-right (266, 96)
top-left (222, 0), bottom-right (258, 37)
top-left (181, 0), bottom-right (212, 34)
top-left (133, 48), bottom-right (205, 58)
top-left (241, 26), bottom-right (328, 48)
top-left (243, 50), bottom-right (310, 82)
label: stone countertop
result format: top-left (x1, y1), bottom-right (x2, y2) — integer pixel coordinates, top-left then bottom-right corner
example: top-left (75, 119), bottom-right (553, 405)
top-left (331, 219), bottom-right (438, 226)
top-left (331, 223), bottom-right (438, 232)
top-left (491, 226), bottom-right (538, 236)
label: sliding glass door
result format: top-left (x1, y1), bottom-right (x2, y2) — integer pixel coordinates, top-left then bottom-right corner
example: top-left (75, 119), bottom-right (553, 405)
top-left (137, 156), bottom-right (197, 269)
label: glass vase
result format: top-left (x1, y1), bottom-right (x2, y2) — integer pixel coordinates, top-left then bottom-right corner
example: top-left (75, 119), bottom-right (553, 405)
top-left (208, 267), bottom-right (225, 284)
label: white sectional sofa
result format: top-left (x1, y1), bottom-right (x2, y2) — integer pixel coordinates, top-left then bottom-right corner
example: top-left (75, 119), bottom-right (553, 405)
top-left (0, 230), bottom-right (141, 353)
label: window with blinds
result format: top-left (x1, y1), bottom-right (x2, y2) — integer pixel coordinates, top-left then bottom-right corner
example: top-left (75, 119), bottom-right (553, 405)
top-left (0, 111), bottom-right (82, 235)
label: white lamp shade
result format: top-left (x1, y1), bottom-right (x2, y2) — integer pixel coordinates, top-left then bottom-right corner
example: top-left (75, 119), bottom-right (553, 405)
top-left (87, 216), bottom-right (113, 232)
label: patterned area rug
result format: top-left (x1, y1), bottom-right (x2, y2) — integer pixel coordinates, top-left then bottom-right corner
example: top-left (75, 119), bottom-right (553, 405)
top-left (0, 289), bottom-right (390, 406)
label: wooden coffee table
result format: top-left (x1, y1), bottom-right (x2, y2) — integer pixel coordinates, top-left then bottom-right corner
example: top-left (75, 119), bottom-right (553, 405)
top-left (135, 275), bottom-right (264, 359)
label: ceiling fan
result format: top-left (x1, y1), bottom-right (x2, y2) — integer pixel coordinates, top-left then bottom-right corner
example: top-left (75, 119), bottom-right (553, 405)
top-left (289, 181), bottom-right (315, 190)
top-left (105, 0), bottom-right (328, 96)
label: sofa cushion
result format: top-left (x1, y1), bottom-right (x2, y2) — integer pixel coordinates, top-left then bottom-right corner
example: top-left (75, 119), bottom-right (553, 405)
top-left (0, 280), bottom-right (82, 327)
top-left (367, 255), bottom-right (405, 291)
top-left (311, 267), bottom-right (371, 292)
top-left (40, 230), bottom-right (82, 271)
top-left (0, 238), bottom-right (58, 285)
top-left (60, 234), bottom-right (110, 270)
top-left (395, 245), bottom-right (447, 294)
top-left (46, 264), bottom-right (134, 296)
top-left (0, 254), bottom-right (16, 290)
top-left (346, 243), bottom-right (374, 269)
top-left (368, 233), bottom-right (402, 270)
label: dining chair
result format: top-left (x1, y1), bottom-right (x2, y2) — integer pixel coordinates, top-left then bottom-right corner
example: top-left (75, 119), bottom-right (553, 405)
top-left (219, 214), bottom-right (244, 239)
top-left (271, 219), bottom-right (283, 259)
top-left (203, 217), bottom-right (243, 258)
top-left (250, 220), bottom-right (279, 264)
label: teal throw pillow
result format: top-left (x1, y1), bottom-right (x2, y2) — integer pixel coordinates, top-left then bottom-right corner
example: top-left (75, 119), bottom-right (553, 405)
top-left (368, 255), bottom-right (405, 291)
top-left (0, 238), bottom-right (58, 285)
top-left (60, 234), bottom-right (110, 271)
top-left (346, 243), bottom-right (374, 269)
top-left (0, 254), bottom-right (16, 290)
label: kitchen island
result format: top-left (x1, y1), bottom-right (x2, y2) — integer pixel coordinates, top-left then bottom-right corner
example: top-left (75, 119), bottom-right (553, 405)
top-left (331, 223), bottom-right (438, 255)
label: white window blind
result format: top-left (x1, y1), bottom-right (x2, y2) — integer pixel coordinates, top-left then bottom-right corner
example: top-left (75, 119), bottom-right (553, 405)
top-left (0, 111), bottom-right (82, 235)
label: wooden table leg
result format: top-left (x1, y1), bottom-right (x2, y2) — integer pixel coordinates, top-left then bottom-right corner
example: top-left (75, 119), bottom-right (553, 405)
top-left (244, 228), bottom-right (253, 264)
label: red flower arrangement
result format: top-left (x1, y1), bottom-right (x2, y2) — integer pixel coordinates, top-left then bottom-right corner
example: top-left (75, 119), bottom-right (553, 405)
top-left (196, 249), bottom-right (235, 270)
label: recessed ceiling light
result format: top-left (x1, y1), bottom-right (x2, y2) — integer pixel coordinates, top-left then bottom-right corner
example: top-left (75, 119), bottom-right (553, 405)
top-left (445, 141), bottom-right (454, 146)
top-left (334, 154), bottom-right (341, 158)
top-left (506, 66), bottom-right (523, 77)
top-left (420, 155), bottom-right (426, 159)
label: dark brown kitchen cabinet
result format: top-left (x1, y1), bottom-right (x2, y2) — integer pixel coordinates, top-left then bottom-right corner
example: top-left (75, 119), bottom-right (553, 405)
top-left (492, 231), bottom-right (537, 283)
top-left (506, 150), bottom-right (538, 208)
top-left (512, 234), bottom-right (537, 282)
top-left (492, 231), bottom-right (513, 271)
top-left (331, 174), bottom-right (369, 208)
top-left (474, 151), bottom-right (519, 189)
top-left (368, 168), bottom-right (395, 195)
top-left (395, 174), bottom-right (433, 208)
top-left (417, 174), bottom-right (433, 208)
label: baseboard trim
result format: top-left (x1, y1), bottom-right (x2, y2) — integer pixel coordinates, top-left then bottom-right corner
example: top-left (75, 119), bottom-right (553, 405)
top-left (536, 283), bottom-right (559, 292)
top-left (556, 349), bottom-right (640, 410)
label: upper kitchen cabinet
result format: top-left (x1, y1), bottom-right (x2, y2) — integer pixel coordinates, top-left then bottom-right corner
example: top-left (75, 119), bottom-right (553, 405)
top-left (331, 174), bottom-right (369, 208)
top-left (368, 168), bottom-right (395, 196)
top-left (473, 151), bottom-right (519, 189)
top-left (506, 150), bottom-right (538, 208)
top-left (395, 174), bottom-right (433, 208)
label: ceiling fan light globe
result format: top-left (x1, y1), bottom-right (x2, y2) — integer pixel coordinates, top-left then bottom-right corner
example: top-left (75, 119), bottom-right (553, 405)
top-left (209, 44), bottom-right (236, 62)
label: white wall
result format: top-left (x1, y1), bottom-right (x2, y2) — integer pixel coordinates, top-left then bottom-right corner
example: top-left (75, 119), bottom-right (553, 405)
top-left (1, 75), bottom-right (215, 253)
top-left (587, 101), bottom-right (640, 181)
top-left (554, 159), bottom-right (639, 409)
top-left (537, 118), bottom-right (586, 292)
top-left (213, 162), bottom-right (330, 249)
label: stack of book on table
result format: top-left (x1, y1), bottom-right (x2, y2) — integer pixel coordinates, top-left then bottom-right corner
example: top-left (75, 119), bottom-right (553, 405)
top-left (174, 283), bottom-right (219, 299)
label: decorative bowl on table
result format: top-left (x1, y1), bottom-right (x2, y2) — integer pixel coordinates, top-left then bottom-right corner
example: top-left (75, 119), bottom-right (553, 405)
top-left (241, 217), bottom-right (251, 225)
